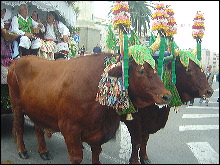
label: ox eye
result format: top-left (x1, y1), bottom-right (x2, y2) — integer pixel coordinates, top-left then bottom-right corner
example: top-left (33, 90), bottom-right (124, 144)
top-left (138, 70), bottom-right (144, 75)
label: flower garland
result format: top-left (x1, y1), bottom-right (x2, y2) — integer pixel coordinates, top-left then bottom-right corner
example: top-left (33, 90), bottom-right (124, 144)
top-left (39, 39), bottom-right (57, 60)
top-left (165, 5), bottom-right (177, 37)
top-left (162, 66), bottom-right (183, 109)
top-left (96, 61), bottom-right (130, 110)
top-left (68, 37), bottom-right (78, 58)
top-left (151, 2), bottom-right (169, 32)
top-left (96, 55), bottom-right (137, 115)
top-left (192, 11), bottom-right (205, 39)
top-left (112, 1), bottom-right (131, 28)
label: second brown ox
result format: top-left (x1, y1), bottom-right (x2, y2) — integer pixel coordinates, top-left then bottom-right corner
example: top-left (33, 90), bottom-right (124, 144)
top-left (121, 56), bottom-right (214, 164)
top-left (7, 53), bottom-right (171, 164)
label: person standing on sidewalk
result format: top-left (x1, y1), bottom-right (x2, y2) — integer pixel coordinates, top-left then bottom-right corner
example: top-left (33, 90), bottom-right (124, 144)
top-left (93, 44), bottom-right (101, 54)
top-left (198, 65), bottom-right (214, 106)
top-left (80, 45), bottom-right (85, 56)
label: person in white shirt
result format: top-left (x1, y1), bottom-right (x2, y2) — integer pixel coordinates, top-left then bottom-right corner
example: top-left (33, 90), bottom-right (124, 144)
top-left (10, 4), bottom-right (44, 56)
top-left (42, 11), bottom-right (70, 59)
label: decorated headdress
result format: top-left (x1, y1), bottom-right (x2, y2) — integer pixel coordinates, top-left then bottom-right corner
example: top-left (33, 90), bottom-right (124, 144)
top-left (128, 45), bottom-right (156, 71)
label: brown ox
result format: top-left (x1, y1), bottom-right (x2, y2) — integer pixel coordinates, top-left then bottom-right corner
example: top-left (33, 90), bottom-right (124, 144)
top-left (7, 53), bottom-right (172, 164)
top-left (121, 57), bottom-right (214, 164)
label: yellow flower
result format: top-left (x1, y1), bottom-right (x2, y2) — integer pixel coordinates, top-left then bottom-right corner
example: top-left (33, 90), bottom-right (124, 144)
top-left (113, 19), bottom-right (131, 28)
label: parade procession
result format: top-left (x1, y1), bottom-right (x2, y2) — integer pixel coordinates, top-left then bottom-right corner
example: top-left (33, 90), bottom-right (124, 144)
top-left (1, 1), bottom-right (219, 164)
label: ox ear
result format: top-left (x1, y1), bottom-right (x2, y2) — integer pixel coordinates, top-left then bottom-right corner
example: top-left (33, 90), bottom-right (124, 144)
top-left (108, 65), bottom-right (122, 77)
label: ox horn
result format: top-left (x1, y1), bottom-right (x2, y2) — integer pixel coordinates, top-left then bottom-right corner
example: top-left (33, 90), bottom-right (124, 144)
top-left (192, 47), bottom-right (197, 56)
top-left (149, 34), bottom-right (161, 54)
top-left (174, 49), bottom-right (180, 56)
top-left (166, 38), bottom-right (180, 57)
top-left (173, 47), bottom-right (196, 57)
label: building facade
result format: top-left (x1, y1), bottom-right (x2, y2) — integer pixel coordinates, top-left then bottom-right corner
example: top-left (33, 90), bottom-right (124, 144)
top-left (201, 49), bottom-right (219, 74)
top-left (75, 1), bottom-right (101, 54)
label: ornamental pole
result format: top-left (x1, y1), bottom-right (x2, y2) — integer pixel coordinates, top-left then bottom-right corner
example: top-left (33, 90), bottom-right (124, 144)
top-left (151, 2), bottom-right (169, 78)
top-left (192, 11), bottom-right (205, 61)
top-left (165, 5), bottom-right (177, 84)
top-left (112, 1), bottom-right (131, 90)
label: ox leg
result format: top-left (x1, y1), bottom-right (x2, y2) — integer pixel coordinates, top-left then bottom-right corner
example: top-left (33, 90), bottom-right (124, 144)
top-left (139, 133), bottom-right (151, 164)
top-left (13, 107), bottom-right (29, 159)
top-left (61, 127), bottom-right (83, 164)
top-left (91, 145), bottom-right (102, 164)
top-left (124, 120), bottom-right (142, 164)
top-left (34, 124), bottom-right (51, 160)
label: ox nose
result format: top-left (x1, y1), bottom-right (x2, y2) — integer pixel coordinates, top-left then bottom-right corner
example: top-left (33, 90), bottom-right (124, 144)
top-left (161, 94), bottom-right (172, 104)
top-left (206, 89), bottom-right (214, 98)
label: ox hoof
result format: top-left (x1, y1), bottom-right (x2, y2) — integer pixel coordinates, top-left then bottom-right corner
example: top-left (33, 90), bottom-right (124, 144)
top-left (140, 158), bottom-right (151, 164)
top-left (18, 151), bottom-right (29, 159)
top-left (39, 152), bottom-right (52, 160)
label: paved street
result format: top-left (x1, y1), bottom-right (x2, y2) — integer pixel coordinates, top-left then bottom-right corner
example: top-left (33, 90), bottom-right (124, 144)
top-left (1, 82), bottom-right (219, 164)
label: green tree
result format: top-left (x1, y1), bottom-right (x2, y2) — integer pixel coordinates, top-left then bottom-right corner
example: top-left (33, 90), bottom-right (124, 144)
top-left (128, 1), bottom-right (154, 37)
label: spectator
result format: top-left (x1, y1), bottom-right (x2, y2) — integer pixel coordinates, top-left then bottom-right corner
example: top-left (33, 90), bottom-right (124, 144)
top-left (31, 11), bottom-right (44, 39)
top-left (10, 4), bottom-right (44, 56)
top-left (93, 44), bottom-right (101, 54)
top-left (1, 8), bottom-right (11, 30)
top-left (31, 11), bottom-right (39, 22)
top-left (42, 11), bottom-right (70, 60)
top-left (1, 8), bottom-right (20, 61)
top-left (198, 65), bottom-right (214, 106)
top-left (189, 99), bottom-right (194, 106)
top-left (1, 8), bottom-right (13, 66)
top-left (80, 45), bottom-right (85, 56)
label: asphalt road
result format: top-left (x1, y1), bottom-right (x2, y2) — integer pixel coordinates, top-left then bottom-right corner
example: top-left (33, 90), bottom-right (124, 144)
top-left (1, 82), bottom-right (219, 164)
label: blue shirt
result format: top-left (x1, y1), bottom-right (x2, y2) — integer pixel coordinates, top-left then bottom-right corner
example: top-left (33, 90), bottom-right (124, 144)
top-left (93, 46), bottom-right (101, 53)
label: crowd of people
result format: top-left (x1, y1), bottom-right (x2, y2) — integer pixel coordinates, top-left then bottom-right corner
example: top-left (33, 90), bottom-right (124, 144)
top-left (1, 4), bottom-right (71, 63)
top-left (2, 4), bottom-right (106, 62)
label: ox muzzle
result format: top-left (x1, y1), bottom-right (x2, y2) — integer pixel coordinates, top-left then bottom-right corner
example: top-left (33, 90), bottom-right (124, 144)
top-left (161, 94), bottom-right (172, 104)
top-left (155, 93), bottom-right (172, 105)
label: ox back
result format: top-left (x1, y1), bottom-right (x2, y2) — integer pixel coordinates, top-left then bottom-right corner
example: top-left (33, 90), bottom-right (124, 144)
top-left (7, 54), bottom-right (171, 164)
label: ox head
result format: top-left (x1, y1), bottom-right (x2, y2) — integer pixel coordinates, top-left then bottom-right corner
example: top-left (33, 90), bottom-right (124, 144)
top-left (173, 57), bottom-right (213, 102)
top-left (108, 60), bottom-right (172, 108)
